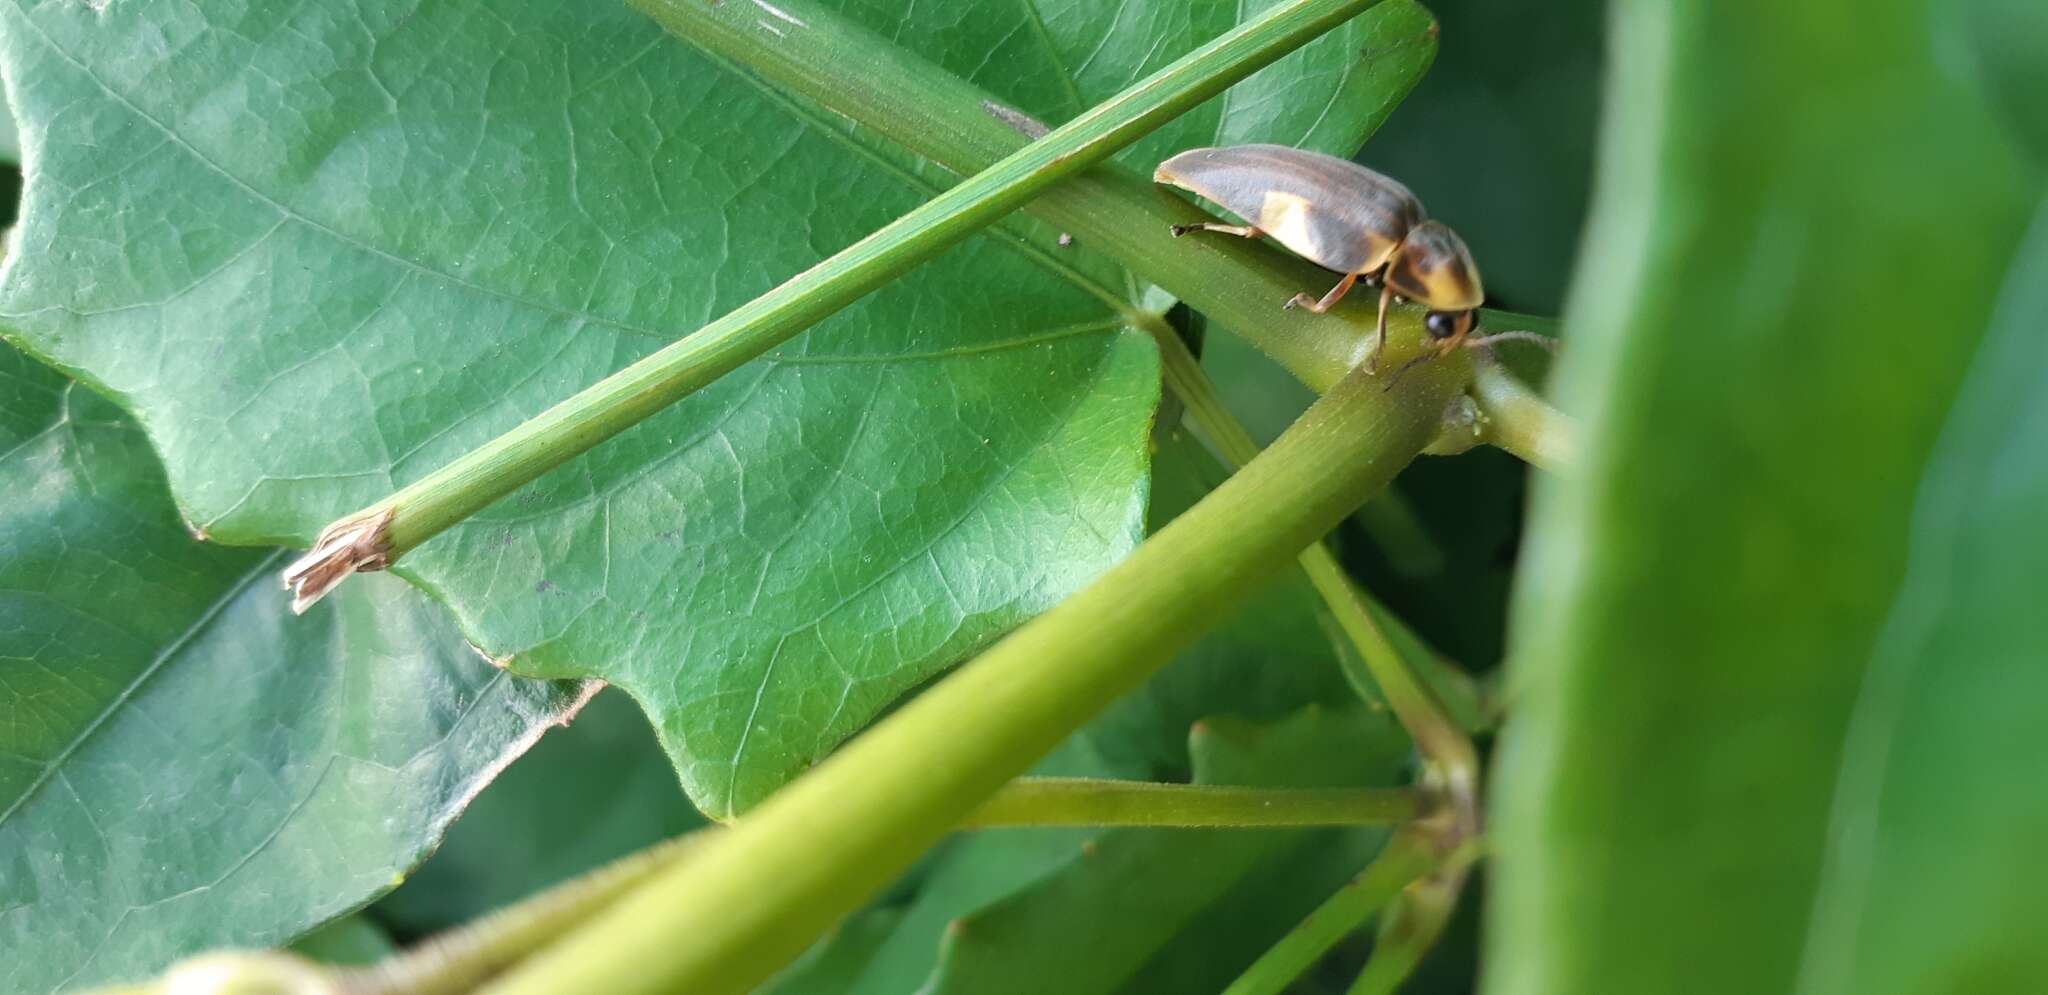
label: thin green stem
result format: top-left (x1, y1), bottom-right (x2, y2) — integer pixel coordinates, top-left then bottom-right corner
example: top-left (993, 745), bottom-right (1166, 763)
top-left (1219, 827), bottom-right (1442, 995)
top-left (964, 778), bottom-right (1420, 829)
top-left (478, 351), bottom-right (1463, 995)
top-left (1353, 489), bottom-right (1446, 577)
top-left (1345, 863), bottom-right (1470, 995)
top-left (1471, 352), bottom-right (1574, 471)
top-left (286, 0), bottom-right (1395, 608)
top-left (1314, 557), bottom-right (1483, 831)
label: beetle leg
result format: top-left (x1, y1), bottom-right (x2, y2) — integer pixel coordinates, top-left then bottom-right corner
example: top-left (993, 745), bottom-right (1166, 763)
top-left (1365, 280), bottom-right (1394, 372)
top-left (1284, 271), bottom-right (1359, 314)
top-left (1169, 222), bottom-right (1262, 238)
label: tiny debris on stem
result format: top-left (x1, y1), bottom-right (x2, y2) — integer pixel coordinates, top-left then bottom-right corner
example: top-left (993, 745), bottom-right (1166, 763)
top-left (281, 507), bottom-right (396, 614)
top-left (980, 99), bottom-right (1050, 140)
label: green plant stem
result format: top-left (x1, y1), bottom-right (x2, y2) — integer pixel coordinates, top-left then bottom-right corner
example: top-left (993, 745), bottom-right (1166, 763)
top-left (1471, 353), bottom-right (1574, 471)
top-left (1220, 827), bottom-right (1443, 995)
top-left (1353, 489), bottom-right (1447, 577)
top-left (1154, 330), bottom-right (1485, 770)
top-left (478, 352), bottom-right (1463, 995)
top-left (293, 0), bottom-right (1391, 595)
top-left (1345, 862), bottom-right (1471, 995)
top-left (638, 0), bottom-right (1444, 396)
top-left (345, 834), bottom-right (707, 995)
top-left (963, 778), bottom-right (1420, 829)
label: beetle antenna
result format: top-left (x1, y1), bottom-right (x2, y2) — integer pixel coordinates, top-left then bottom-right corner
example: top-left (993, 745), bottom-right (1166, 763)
top-left (1463, 330), bottom-right (1559, 353)
top-left (1379, 351), bottom-right (1437, 393)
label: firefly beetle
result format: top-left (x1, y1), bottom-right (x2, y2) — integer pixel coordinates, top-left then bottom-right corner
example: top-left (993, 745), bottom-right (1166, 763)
top-left (1154, 144), bottom-right (1485, 372)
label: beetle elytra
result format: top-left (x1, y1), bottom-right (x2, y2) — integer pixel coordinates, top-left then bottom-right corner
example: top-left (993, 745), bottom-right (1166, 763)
top-left (1154, 144), bottom-right (1486, 372)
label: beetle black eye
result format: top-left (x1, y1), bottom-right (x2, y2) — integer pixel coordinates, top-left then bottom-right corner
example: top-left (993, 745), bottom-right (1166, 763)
top-left (1425, 311), bottom-right (1457, 339)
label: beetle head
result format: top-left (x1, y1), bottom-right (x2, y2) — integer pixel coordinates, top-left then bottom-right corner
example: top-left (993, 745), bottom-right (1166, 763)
top-left (1385, 221), bottom-right (1484, 314)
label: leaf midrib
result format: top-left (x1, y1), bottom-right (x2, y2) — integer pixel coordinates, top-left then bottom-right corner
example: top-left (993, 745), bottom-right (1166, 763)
top-left (0, 550), bottom-right (287, 830)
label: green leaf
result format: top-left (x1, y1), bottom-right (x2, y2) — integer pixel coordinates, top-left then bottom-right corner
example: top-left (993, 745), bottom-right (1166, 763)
top-left (1959, 0), bottom-right (2048, 167)
top-left (0, 343), bottom-right (585, 994)
top-left (374, 688), bottom-right (706, 936)
top-left (1485, 1), bottom-right (2043, 991)
top-left (0, 71), bottom-right (16, 163)
top-left (1793, 203), bottom-right (2048, 993)
top-left (823, 0), bottom-right (1438, 167)
top-left (0, 0), bottom-right (1416, 817)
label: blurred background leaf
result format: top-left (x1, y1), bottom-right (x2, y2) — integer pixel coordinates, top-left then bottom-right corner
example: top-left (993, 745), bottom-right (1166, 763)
top-left (1793, 201), bottom-right (2048, 995)
top-left (1486, 0), bottom-right (2044, 993)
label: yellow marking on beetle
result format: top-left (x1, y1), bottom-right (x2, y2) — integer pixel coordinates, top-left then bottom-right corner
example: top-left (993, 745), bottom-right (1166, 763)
top-left (1257, 189), bottom-right (1320, 258)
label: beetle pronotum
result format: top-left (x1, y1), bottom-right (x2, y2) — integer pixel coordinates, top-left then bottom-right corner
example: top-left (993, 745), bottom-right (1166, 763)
top-left (1154, 144), bottom-right (1486, 373)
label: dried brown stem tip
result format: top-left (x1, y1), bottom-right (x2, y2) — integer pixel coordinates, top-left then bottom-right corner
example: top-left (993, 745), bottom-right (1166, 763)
top-left (281, 507), bottom-right (396, 614)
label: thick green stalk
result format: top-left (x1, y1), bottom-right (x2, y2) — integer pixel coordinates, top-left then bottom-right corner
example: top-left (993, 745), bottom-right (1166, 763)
top-left (1139, 311), bottom-right (1445, 578)
top-left (1155, 330), bottom-right (1485, 776)
top-left (636, 0), bottom-right (1433, 395)
top-left (479, 355), bottom-right (1462, 995)
top-left (963, 778), bottom-right (1420, 829)
top-left (1220, 827), bottom-right (1443, 995)
top-left (348, 834), bottom-right (706, 995)
top-left (286, 0), bottom-right (1392, 607)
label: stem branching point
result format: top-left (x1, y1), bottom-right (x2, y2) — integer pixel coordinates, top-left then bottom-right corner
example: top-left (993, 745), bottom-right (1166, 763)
top-left (1470, 352), bottom-right (1575, 471)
